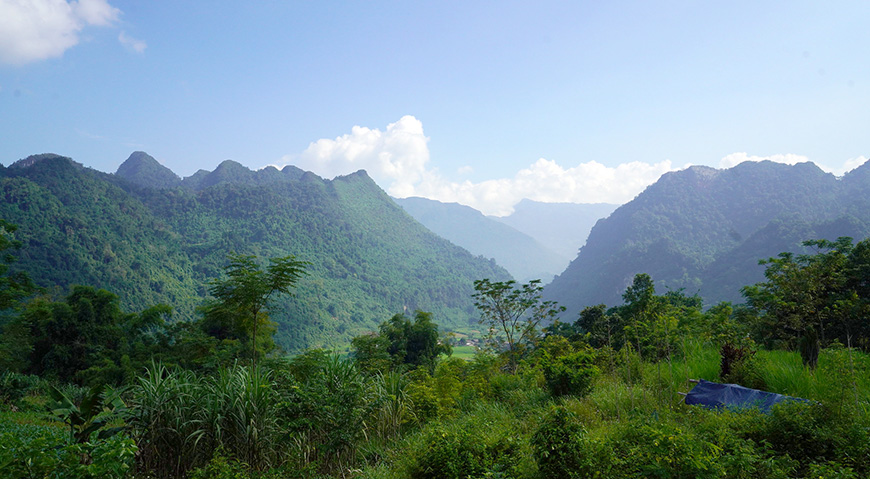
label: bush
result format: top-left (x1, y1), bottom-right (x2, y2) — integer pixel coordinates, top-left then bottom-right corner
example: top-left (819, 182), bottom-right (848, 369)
top-left (535, 337), bottom-right (600, 398)
top-left (531, 406), bottom-right (587, 478)
top-left (0, 429), bottom-right (136, 479)
top-left (741, 401), bottom-right (870, 475)
top-left (405, 422), bottom-right (523, 479)
top-left (610, 418), bottom-right (723, 478)
top-left (720, 342), bottom-right (766, 390)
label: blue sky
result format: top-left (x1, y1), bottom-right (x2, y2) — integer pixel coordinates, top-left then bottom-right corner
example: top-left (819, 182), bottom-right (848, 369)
top-left (1, 1), bottom-right (868, 215)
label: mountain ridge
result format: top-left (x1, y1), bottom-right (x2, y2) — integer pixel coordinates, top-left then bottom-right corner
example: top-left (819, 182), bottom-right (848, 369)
top-left (2, 153), bottom-right (510, 352)
top-left (545, 159), bottom-right (870, 313)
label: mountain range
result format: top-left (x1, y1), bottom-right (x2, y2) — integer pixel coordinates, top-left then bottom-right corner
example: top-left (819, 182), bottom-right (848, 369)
top-left (395, 198), bottom-right (616, 282)
top-left (545, 160), bottom-right (870, 314)
top-left (0, 152), bottom-right (509, 352)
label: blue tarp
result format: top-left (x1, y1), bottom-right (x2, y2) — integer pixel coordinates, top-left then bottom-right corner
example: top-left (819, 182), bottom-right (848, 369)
top-left (684, 379), bottom-right (809, 413)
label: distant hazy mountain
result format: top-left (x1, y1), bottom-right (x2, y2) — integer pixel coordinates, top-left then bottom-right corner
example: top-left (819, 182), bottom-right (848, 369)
top-left (492, 200), bottom-right (618, 261)
top-left (545, 160), bottom-right (870, 314)
top-left (0, 153), bottom-right (510, 352)
top-left (395, 197), bottom-right (566, 282)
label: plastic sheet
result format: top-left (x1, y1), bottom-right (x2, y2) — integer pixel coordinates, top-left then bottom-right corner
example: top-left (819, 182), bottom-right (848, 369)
top-left (684, 379), bottom-right (809, 413)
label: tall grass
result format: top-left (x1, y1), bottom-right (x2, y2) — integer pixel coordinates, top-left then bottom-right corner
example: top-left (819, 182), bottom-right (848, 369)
top-left (129, 362), bottom-right (281, 478)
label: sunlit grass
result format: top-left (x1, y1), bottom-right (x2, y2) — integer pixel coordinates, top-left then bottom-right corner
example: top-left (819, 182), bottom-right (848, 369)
top-left (451, 345), bottom-right (477, 360)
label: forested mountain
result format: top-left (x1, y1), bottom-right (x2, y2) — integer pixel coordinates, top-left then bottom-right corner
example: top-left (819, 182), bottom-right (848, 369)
top-left (492, 200), bottom-right (618, 261)
top-left (0, 153), bottom-right (509, 352)
top-left (546, 160), bottom-right (870, 313)
top-left (395, 197), bottom-right (565, 282)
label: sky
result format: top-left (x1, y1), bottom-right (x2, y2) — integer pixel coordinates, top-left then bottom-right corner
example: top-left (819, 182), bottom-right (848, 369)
top-left (0, 1), bottom-right (868, 216)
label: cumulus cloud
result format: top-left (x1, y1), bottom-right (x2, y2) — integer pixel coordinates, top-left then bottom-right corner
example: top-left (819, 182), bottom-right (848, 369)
top-left (283, 115), bottom-right (431, 197)
top-left (277, 115), bottom-right (680, 216)
top-left (118, 31), bottom-right (146, 53)
top-left (277, 117), bottom-right (868, 216)
top-left (409, 158), bottom-right (677, 216)
top-left (0, 0), bottom-right (120, 65)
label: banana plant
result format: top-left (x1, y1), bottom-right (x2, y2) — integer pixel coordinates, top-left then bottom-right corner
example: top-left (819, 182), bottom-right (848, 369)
top-left (47, 385), bottom-right (127, 444)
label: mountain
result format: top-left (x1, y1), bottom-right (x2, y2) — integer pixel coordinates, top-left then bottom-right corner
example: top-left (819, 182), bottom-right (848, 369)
top-left (0, 153), bottom-right (510, 353)
top-left (395, 197), bottom-right (566, 282)
top-left (545, 160), bottom-right (870, 313)
top-left (492, 200), bottom-right (618, 261)
top-left (115, 151), bottom-right (182, 189)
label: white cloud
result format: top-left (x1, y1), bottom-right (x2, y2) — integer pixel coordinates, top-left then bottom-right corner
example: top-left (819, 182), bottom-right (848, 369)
top-left (276, 115), bottom-right (680, 216)
top-left (833, 156), bottom-right (868, 175)
top-left (282, 115), bottom-right (430, 197)
top-left (0, 0), bottom-right (120, 65)
top-left (277, 117), bottom-right (868, 217)
top-left (409, 158), bottom-right (677, 216)
top-left (118, 31), bottom-right (146, 53)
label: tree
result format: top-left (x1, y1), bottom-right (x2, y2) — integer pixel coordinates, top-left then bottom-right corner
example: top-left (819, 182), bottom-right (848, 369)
top-left (201, 253), bottom-right (308, 366)
top-left (352, 311), bottom-right (451, 373)
top-left (742, 237), bottom-right (861, 351)
top-left (472, 279), bottom-right (565, 371)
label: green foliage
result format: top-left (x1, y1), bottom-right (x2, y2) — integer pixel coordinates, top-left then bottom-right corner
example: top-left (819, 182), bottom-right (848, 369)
top-left (403, 413), bottom-right (527, 479)
top-left (0, 428), bottom-right (136, 479)
top-left (353, 311), bottom-right (451, 374)
top-left (0, 219), bottom-right (37, 311)
top-left (0, 155), bottom-right (510, 354)
top-left (531, 406), bottom-right (587, 478)
top-left (473, 278), bottom-right (565, 371)
top-left (6, 285), bottom-right (174, 386)
top-left (47, 384), bottom-right (127, 445)
top-left (539, 342), bottom-right (599, 398)
top-left (280, 352), bottom-right (371, 475)
top-left (720, 342), bottom-right (767, 390)
top-left (200, 253), bottom-right (308, 365)
top-left (741, 401), bottom-right (870, 476)
top-left (186, 450), bottom-right (254, 479)
top-left (743, 237), bottom-right (870, 351)
top-left (129, 362), bottom-right (282, 477)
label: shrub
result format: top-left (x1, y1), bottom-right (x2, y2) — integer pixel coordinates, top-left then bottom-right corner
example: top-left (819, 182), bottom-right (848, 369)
top-left (610, 418), bottom-right (723, 478)
top-left (720, 342), bottom-right (767, 390)
top-left (405, 422), bottom-right (522, 479)
top-left (0, 429), bottom-right (136, 479)
top-left (531, 406), bottom-right (587, 478)
top-left (541, 347), bottom-right (599, 398)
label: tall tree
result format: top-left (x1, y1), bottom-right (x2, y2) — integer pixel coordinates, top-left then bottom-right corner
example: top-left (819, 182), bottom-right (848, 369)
top-left (742, 237), bottom-right (858, 352)
top-left (472, 279), bottom-right (565, 371)
top-left (201, 253), bottom-right (308, 366)
top-left (352, 310), bottom-right (451, 373)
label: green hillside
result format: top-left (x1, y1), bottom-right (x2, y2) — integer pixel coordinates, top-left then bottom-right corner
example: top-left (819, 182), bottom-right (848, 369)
top-left (0, 153), bottom-right (509, 353)
top-left (395, 196), bottom-right (566, 282)
top-left (546, 160), bottom-right (870, 313)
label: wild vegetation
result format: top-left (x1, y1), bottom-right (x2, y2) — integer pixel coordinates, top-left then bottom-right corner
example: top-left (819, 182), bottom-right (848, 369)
top-left (1, 218), bottom-right (869, 477)
top-left (547, 159), bottom-right (870, 311)
top-left (0, 153), bottom-right (508, 353)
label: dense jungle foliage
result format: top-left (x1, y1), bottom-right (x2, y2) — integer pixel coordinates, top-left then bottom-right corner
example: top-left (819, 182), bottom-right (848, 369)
top-left (0, 153), bottom-right (509, 352)
top-left (547, 159), bottom-right (870, 312)
top-left (1, 222), bottom-right (869, 478)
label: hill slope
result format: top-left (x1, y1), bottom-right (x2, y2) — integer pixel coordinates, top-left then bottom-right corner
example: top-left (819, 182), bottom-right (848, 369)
top-left (545, 160), bottom-right (870, 313)
top-left (395, 197), bottom-right (566, 282)
top-left (1, 153), bottom-right (510, 352)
